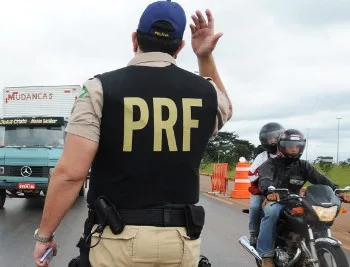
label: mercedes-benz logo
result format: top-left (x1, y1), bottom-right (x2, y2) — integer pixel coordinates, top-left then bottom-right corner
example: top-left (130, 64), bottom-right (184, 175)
top-left (20, 166), bottom-right (32, 177)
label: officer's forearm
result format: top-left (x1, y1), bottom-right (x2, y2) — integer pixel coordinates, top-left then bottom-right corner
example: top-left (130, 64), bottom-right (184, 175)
top-left (38, 171), bottom-right (83, 237)
top-left (197, 54), bottom-right (232, 117)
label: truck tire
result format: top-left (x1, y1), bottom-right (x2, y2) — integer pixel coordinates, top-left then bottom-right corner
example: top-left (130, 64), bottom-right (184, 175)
top-left (0, 190), bottom-right (6, 208)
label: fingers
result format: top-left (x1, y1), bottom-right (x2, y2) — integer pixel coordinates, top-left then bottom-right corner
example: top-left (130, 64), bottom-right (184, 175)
top-left (195, 10), bottom-right (208, 29)
top-left (340, 193), bottom-right (350, 203)
top-left (267, 193), bottom-right (279, 201)
top-left (191, 10), bottom-right (211, 30)
top-left (35, 256), bottom-right (51, 267)
top-left (189, 24), bottom-right (196, 34)
top-left (191, 14), bottom-right (200, 29)
top-left (190, 9), bottom-right (217, 38)
top-left (267, 193), bottom-right (274, 201)
top-left (205, 9), bottom-right (214, 29)
top-left (35, 259), bottom-right (48, 267)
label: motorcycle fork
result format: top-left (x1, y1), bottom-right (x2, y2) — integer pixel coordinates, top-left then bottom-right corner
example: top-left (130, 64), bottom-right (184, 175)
top-left (307, 225), bottom-right (320, 267)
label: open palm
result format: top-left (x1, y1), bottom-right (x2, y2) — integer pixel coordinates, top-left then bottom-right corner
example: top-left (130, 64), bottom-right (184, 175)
top-left (190, 9), bottom-right (223, 58)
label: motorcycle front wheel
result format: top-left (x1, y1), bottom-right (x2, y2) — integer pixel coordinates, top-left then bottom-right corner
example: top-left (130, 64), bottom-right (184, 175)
top-left (316, 242), bottom-right (349, 267)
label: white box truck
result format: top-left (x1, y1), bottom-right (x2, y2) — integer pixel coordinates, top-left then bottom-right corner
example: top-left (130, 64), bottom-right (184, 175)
top-left (0, 85), bottom-right (86, 208)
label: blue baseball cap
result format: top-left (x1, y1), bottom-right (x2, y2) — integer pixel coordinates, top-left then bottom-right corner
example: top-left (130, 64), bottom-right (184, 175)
top-left (137, 0), bottom-right (186, 39)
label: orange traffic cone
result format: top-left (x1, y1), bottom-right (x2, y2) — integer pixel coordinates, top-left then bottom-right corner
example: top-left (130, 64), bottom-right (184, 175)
top-left (231, 158), bottom-right (251, 199)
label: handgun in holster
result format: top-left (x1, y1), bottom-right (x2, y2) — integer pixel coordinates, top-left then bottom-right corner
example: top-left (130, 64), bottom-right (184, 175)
top-left (94, 196), bottom-right (125, 235)
top-left (68, 196), bottom-right (124, 267)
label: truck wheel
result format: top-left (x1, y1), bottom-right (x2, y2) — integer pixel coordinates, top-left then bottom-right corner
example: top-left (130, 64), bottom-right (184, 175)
top-left (0, 190), bottom-right (6, 208)
top-left (78, 186), bottom-right (85, 197)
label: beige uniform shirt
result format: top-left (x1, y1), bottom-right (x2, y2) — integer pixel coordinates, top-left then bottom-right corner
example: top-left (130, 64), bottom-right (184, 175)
top-left (65, 52), bottom-right (231, 143)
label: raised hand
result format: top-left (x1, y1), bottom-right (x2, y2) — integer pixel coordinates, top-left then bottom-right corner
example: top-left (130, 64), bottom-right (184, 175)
top-left (190, 9), bottom-right (223, 58)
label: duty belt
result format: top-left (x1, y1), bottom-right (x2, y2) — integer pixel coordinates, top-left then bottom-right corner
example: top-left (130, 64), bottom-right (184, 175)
top-left (90, 207), bottom-right (187, 227)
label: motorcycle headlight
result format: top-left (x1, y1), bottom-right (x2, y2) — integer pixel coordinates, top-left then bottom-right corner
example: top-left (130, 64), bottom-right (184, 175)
top-left (312, 206), bottom-right (338, 222)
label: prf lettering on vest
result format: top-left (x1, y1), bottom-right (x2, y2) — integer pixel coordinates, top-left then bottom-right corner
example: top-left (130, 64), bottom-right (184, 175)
top-left (123, 97), bottom-right (203, 152)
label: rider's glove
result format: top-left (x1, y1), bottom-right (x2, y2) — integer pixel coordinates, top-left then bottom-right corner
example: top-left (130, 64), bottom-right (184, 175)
top-left (266, 193), bottom-right (280, 202)
top-left (339, 193), bottom-right (350, 203)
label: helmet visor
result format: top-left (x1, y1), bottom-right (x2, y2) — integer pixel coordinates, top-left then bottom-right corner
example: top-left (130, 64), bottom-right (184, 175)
top-left (260, 130), bottom-right (283, 145)
top-left (279, 140), bottom-right (306, 157)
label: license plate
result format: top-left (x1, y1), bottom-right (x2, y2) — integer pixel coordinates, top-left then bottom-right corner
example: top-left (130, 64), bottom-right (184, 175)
top-left (18, 183), bottom-right (36, 190)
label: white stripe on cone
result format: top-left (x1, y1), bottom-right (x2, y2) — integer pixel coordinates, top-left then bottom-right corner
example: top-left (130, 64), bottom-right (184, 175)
top-left (236, 167), bottom-right (250, 171)
top-left (234, 179), bottom-right (251, 183)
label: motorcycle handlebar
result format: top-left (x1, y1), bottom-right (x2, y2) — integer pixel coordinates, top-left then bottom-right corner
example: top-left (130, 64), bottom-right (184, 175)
top-left (267, 186), bottom-right (289, 195)
top-left (267, 186), bottom-right (302, 204)
top-left (335, 186), bottom-right (350, 194)
top-left (267, 185), bottom-right (350, 202)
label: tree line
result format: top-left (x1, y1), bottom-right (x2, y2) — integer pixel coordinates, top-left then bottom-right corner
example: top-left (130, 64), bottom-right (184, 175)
top-left (202, 131), bottom-right (262, 169)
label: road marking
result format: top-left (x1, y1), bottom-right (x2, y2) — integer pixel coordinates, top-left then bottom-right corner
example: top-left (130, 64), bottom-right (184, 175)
top-left (202, 191), bottom-right (250, 207)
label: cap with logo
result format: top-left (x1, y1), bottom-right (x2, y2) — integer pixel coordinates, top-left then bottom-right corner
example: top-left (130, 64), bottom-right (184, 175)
top-left (137, 0), bottom-right (186, 39)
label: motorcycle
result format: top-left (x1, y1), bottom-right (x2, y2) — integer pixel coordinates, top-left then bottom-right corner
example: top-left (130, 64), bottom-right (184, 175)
top-left (239, 184), bottom-right (350, 267)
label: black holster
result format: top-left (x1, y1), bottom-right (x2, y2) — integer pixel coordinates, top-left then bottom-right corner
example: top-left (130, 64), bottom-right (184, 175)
top-left (94, 196), bottom-right (124, 235)
top-left (184, 205), bottom-right (205, 240)
top-left (68, 197), bottom-right (124, 267)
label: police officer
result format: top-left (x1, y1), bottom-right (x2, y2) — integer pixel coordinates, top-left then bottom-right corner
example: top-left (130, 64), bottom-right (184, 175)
top-left (33, 1), bottom-right (232, 266)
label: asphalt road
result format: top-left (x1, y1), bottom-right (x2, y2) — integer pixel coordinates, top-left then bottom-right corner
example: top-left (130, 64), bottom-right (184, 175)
top-left (0, 194), bottom-right (348, 267)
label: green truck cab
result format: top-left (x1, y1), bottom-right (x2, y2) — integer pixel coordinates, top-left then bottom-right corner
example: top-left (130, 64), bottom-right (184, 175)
top-left (0, 116), bottom-right (86, 208)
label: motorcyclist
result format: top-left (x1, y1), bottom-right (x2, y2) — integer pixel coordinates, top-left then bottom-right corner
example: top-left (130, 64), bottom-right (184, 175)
top-left (257, 128), bottom-right (350, 267)
top-left (248, 122), bottom-right (284, 246)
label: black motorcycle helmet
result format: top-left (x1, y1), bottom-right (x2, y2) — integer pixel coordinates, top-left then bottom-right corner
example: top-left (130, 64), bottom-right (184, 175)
top-left (259, 122), bottom-right (284, 153)
top-left (278, 129), bottom-right (306, 161)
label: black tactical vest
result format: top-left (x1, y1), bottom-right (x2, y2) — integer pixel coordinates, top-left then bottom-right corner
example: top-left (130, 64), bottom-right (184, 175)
top-left (87, 64), bottom-right (218, 208)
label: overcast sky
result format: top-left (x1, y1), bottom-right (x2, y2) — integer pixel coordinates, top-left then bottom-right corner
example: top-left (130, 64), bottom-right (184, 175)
top-left (0, 0), bottom-right (349, 162)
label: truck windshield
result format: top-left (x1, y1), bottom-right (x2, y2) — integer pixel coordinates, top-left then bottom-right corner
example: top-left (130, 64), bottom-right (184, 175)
top-left (0, 126), bottom-right (64, 147)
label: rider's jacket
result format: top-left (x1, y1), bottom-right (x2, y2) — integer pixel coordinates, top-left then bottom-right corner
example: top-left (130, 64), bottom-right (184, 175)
top-left (248, 151), bottom-right (277, 195)
top-left (258, 157), bottom-right (338, 196)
